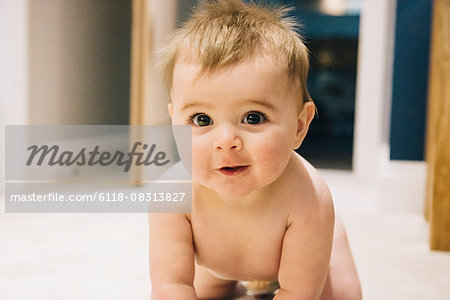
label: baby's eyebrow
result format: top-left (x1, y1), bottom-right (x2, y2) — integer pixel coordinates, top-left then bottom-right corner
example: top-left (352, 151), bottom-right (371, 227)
top-left (244, 99), bottom-right (276, 111)
top-left (179, 101), bottom-right (212, 112)
top-left (179, 99), bottom-right (276, 112)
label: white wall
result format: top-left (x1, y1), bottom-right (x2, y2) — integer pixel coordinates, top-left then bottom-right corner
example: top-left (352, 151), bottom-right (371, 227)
top-left (354, 0), bottom-right (426, 214)
top-left (1, 0), bottom-right (131, 199)
top-left (2, 0), bottom-right (28, 126)
top-left (27, 0), bottom-right (131, 125)
top-left (1, 0), bottom-right (29, 202)
top-left (354, 0), bottom-right (396, 180)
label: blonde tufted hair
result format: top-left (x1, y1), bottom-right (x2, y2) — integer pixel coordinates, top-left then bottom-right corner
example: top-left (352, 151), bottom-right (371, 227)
top-left (159, 0), bottom-right (312, 104)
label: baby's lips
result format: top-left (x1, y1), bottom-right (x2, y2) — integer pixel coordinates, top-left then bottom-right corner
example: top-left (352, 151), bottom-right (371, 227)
top-left (216, 161), bottom-right (249, 168)
top-left (216, 165), bottom-right (250, 176)
top-left (218, 165), bottom-right (249, 170)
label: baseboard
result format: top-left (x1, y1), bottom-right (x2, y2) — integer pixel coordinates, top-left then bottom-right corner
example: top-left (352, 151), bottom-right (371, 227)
top-left (377, 159), bottom-right (427, 214)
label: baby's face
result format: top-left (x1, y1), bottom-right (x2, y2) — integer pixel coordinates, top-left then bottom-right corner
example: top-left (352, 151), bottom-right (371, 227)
top-left (169, 57), bottom-right (304, 197)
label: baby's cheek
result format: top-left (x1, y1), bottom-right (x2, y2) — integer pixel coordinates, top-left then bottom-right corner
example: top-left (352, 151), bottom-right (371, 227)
top-left (254, 137), bottom-right (291, 174)
top-left (256, 130), bottom-right (292, 157)
top-left (255, 142), bottom-right (280, 161)
top-left (191, 140), bottom-right (209, 178)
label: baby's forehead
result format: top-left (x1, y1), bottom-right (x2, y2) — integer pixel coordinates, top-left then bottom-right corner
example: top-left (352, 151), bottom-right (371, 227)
top-left (170, 54), bottom-right (302, 108)
top-left (172, 52), bottom-right (290, 82)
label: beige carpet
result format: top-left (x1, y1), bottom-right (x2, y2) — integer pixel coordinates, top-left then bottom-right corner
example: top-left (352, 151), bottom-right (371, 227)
top-left (323, 171), bottom-right (450, 300)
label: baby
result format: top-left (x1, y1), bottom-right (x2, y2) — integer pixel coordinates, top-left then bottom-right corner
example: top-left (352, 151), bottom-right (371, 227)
top-left (149, 0), bottom-right (361, 299)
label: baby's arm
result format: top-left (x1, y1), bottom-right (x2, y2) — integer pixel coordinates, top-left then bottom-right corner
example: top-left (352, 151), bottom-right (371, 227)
top-left (149, 213), bottom-right (196, 299)
top-left (275, 191), bottom-right (335, 300)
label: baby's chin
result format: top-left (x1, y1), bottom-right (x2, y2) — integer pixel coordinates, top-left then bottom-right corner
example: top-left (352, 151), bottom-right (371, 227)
top-left (192, 170), bottom-right (286, 200)
top-left (193, 180), bottom-right (257, 199)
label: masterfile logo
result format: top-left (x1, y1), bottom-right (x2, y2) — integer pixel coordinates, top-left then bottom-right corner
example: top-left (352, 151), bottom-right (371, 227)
top-left (26, 142), bottom-right (170, 172)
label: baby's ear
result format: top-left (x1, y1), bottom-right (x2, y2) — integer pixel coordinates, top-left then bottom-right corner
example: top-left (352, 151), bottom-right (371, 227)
top-left (293, 101), bottom-right (315, 149)
top-left (168, 102), bottom-right (173, 118)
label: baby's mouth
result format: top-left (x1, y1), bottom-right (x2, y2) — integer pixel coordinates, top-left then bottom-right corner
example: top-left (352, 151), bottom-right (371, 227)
top-left (218, 165), bottom-right (249, 176)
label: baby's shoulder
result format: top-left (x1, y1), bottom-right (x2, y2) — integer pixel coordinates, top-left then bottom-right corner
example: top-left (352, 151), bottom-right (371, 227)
top-left (299, 155), bottom-right (330, 198)
top-left (286, 153), bottom-right (334, 223)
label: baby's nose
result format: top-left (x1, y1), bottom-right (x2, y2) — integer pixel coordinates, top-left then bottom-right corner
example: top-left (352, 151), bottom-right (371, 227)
top-left (213, 124), bottom-right (243, 151)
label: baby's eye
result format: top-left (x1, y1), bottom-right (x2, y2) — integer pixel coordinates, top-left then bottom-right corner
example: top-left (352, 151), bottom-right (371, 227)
top-left (190, 113), bottom-right (213, 126)
top-left (242, 111), bottom-right (267, 125)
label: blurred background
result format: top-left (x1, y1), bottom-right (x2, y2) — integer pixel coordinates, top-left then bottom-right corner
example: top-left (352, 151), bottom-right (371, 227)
top-left (1, 0), bottom-right (449, 299)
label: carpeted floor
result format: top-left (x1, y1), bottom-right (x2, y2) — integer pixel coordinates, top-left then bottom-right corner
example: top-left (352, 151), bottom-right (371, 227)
top-left (322, 171), bottom-right (450, 300)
